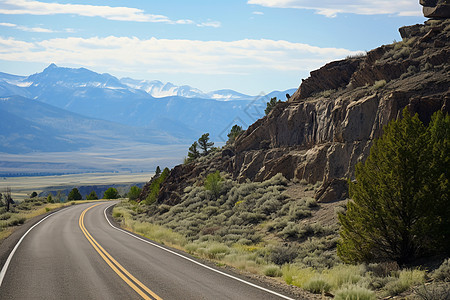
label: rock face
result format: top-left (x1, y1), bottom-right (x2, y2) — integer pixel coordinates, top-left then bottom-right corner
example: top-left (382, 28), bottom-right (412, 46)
top-left (231, 19), bottom-right (449, 184)
top-left (420, 0), bottom-right (450, 18)
top-left (141, 19), bottom-right (450, 205)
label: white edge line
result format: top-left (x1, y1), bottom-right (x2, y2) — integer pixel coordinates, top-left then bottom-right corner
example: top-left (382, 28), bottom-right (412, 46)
top-left (0, 206), bottom-right (70, 287)
top-left (103, 203), bottom-right (295, 300)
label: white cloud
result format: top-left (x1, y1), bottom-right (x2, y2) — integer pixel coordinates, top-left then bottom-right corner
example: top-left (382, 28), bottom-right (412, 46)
top-left (252, 11), bottom-right (264, 15)
top-left (0, 0), bottom-right (218, 26)
top-left (247, 0), bottom-right (422, 17)
top-left (0, 22), bottom-right (55, 32)
top-left (0, 35), bottom-right (360, 76)
top-left (197, 21), bottom-right (221, 28)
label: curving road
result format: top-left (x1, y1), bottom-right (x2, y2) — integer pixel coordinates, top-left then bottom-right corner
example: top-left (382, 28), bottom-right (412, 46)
top-left (0, 202), bottom-right (298, 299)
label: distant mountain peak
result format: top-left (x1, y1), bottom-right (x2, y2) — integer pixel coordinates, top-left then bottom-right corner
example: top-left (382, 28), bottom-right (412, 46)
top-left (45, 63), bottom-right (58, 70)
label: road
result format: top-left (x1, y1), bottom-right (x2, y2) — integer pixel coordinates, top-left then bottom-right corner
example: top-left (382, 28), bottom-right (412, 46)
top-left (0, 202), bottom-right (297, 299)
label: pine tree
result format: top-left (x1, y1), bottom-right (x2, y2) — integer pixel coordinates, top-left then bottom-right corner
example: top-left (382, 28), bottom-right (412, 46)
top-left (198, 133), bottom-right (214, 155)
top-left (227, 125), bottom-right (243, 144)
top-left (103, 187), bottom-right (119, 199)
top-left (187, 141), bottom-right (200, 162)
top-left (155, 166), bottom-right (161, 177)
top-left (86, 190), bottom-right (98, 200)
top-left (265, 97), bottom-right (280, 115)
top-left (338, 108), bottom-right (449, 264)
top-left (128, 186), bottom-right (141, 201)
top-left (68, 188), bottom-right (82, 201)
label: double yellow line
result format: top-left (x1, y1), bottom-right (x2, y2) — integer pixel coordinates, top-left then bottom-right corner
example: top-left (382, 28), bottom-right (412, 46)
top-left (79, 204), bottom-right (162, 300)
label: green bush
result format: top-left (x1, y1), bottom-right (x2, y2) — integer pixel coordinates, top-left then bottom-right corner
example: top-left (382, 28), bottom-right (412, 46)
top-left (432, 259), bottom-right (450, 282)
top-left (303, 277), bottom-right (331, 294)
top-left (264, 265), bottom-right (283, 277)
top-left (413, 282), bottom-right (450, 300)
top-left (204, 171), bottom-right (223, 199)
top-left (384, 269), bottom-right (426, 296)
top-left (334, 285), bottom-right (376, 300)
top-left (269, 245), bottom-right (298, 265)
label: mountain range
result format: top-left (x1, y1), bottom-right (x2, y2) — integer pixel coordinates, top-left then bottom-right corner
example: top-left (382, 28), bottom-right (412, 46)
top-left (0, 64), bottom-right (295, 174)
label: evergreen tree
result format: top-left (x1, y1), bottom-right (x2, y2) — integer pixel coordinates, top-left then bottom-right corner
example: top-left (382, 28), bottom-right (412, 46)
top-left (128, 186), bottom-right (141, 201)
top-left (103, 187), bottom-right (119, 199)
top-left (155, 166), bottom-right (161, 177)
top-left (198, 133), bottom-right (214, 155)
top-left (422, 111), bottom-right (450, 252)
top-left (144, 167), bottom-right (170, 205)
top-left (86, 190), bottom-right (98, 200)
top-left (227, 125), bottom-right (243, 144)
top-left (187, 141), bottom-right (200, 162)
top-left (68, 188), bottom-right (82, 201)
top-left (265, 97), bottom-right (280, 115)
top-left (47, 193), bottom-right (54, 203)
top-left (338, 109), bottom-right (449, 264)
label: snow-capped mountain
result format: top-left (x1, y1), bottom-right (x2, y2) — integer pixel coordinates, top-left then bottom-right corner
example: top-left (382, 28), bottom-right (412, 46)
top-left (120, 78), bottom-right (259, 101)
top-left (121, 78), bottom-right (207, 98)
top-left (0, 64), bottom-right (295, 148)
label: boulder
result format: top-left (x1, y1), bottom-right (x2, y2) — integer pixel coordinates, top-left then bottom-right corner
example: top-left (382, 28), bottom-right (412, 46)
top-left (314, 178), bottom-right (349, 203)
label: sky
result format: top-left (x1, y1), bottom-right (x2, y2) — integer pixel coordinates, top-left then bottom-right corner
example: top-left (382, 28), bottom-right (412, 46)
top-left (0, 0), bottom-right (426, 95)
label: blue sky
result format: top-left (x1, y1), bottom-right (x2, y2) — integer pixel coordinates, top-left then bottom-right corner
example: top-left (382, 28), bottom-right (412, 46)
top-left (0, 0), bottom-right (425, 95)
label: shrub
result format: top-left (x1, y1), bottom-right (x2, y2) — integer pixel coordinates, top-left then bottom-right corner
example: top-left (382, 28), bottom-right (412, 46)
top-left (206, 243), bottom-right (230, 259)
top-left (303, 277), bottom-right (331, 294)
top-left (204, 171), bottom-right (223, 199)
top-left (432, 259), bottom-right (450, 282)
top-left (47, 193), bottom-right (54, 203)
top-left (384, 269), bottom-right (426, 296)
top-left (269, 245), bottom-right (298, 265)
top-left (323, 264), bottom-right (363, 289)
top-left (0, 212), bottom-right (11, 220)
top-left (264, 265), bottom-right (283, 277)
top-left (413, 282), bottom-right (450, 300)
top-left (334, 285), bottom-right (376, 300)
top-left (373, 79), bottom-right (386, 89)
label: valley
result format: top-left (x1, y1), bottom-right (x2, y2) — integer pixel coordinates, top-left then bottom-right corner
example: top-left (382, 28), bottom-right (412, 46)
top-left (0, 171), bottom-right (155, 201)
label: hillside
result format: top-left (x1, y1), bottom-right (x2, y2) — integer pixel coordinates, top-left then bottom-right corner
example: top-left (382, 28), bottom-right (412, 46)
top-left (120, 18), bottom-right (450, 299)
top-left (145, 18), bottom-right (449, 206)
top-left (0, 95), bottom-right (178, 153)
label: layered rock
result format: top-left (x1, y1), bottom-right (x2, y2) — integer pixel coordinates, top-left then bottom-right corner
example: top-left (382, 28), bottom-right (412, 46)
top-left (421, 0), bottom-right (450, 18)
top-left (141, 19), bottom-right (450, 205)
top-left (231, 19), bottom-right (449, 184)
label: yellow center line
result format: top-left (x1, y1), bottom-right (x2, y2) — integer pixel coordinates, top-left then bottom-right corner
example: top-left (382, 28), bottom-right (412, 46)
top-left (79, 204), bottom-right (162, 300)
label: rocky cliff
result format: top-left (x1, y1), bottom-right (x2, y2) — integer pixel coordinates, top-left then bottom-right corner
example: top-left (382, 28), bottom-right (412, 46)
top-left (141, 19), bottom-right (450, 205)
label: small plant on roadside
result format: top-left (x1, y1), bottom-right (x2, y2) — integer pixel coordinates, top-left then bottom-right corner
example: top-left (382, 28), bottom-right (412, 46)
top-left (334, 285), bottom-right (376, 300)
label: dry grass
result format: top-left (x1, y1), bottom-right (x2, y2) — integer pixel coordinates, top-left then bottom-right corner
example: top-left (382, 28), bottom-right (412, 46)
top-left (0, 198), bottom-right (108, 241)
top-left (112, 176), bottom-right (442, 299)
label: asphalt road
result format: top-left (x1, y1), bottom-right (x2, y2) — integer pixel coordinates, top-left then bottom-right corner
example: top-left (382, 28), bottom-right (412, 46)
top-left (0, 202), bottom-right (298, 299)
